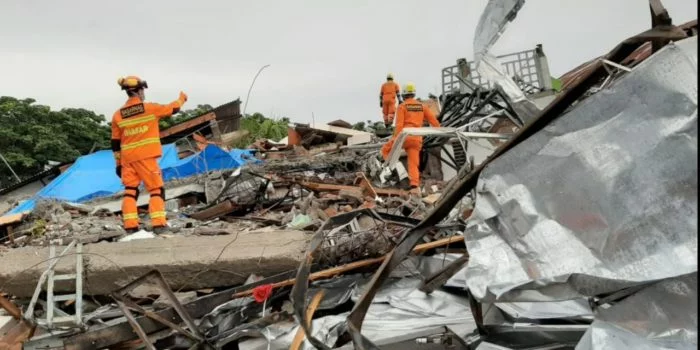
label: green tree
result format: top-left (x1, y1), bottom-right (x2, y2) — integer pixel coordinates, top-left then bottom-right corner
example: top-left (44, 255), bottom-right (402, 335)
top-left (159, 104), bottom-right (214, 129)
top-left (352, 121), bottom-right (366, 131)
top-left (233, 113), bottom-right (290, 148)
top-left (0, 97), bottom-right (292, 187)
top-left (0, 97), bottom-right (110, 187)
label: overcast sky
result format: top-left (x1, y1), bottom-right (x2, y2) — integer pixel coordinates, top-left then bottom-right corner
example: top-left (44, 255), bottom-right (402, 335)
top-left (1, 0), bottom-right (697, 125)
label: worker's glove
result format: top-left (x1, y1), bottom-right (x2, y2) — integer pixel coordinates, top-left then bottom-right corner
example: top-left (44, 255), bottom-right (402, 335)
top-left (115, 165), bottom-right (122, 178)
top-left (179, 91), bottom-right (188, 102)
top-left (379, 101), bottom-right (383, 107)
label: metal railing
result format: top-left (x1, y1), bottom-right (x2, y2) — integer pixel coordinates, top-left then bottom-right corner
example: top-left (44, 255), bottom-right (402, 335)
top-left (442, 45), bottom-right (553, 96)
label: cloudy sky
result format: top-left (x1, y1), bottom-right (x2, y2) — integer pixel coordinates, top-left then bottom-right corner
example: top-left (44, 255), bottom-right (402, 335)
top-left (1, 0), bottom-right (696, 124)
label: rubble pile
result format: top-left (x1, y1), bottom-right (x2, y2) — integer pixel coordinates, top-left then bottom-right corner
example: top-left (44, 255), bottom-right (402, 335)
top-left (0, 2), bottom-right (697, 349)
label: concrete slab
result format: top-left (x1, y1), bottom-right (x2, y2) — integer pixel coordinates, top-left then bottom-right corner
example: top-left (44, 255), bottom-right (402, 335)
top-left (90, 183), bottom-right (205, 212)
top-left (0, 230), bottom-right (309, 297)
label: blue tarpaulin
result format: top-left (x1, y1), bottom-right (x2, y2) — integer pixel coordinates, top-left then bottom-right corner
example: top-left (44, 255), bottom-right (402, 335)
top-left (6, 144), bottom-right (258, 215)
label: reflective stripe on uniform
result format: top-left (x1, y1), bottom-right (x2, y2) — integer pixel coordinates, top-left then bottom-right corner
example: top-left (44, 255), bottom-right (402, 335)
top-left (121, 137), bottom-right (161, 151)
top-left (150, 211), bottom-right (166, 219)
top-left (123, 213), bottom-right (139, 220)
top-left (118, 114), bottom-right (156, 128)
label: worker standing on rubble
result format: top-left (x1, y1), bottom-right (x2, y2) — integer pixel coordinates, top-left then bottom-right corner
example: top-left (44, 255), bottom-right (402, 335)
top-left (111, 76), bottom-right (188, 234)
top-left (381, 82), bottom-right (440, 193)
top-left (380, 73), bottom-right (402, 127)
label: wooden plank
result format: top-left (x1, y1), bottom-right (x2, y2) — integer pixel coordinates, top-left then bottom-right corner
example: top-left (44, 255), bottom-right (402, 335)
top-left (188, 200), bottom-right (236, 221)
top-left (0, 213), bottom-right (25, 227)
top-left (299, 182), bottom-right (407, 198)
top-left (231, 235), bottom-right (465, 299)
top-left (289, 290), bottom-right (325, 350)
top-left (159, 112), bottom-right (216, 138)
top-left (0, 294), bottom-right (22, 319)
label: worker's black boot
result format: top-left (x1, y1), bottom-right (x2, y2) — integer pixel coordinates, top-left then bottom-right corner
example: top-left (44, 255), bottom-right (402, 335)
top-left (124, 227), bottom-right (139, 234)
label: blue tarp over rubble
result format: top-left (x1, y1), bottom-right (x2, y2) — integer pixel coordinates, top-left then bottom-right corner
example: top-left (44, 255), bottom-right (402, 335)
top-left (6, 144), bottom-right (258, 215)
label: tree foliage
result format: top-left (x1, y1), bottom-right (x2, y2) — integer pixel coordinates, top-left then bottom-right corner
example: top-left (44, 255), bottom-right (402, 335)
top-left (0, 96), bottom-right (290, 187)
top-left (0, 96), bottom-right (111, 187)
top-left (233, 113), bottom-right (290, 148)
top-left (353, 120), bottom-right (387, 133)
top-left (159, 104), bottom-right (214, 129)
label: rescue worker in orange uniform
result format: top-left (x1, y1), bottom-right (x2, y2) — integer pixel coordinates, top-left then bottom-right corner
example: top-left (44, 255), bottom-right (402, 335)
top-left (379, 73), bottom-right (402, 127)
top-left (111, 76), bottom-right (187, 233)
top-left (381, 82), bottom-right (440, 193)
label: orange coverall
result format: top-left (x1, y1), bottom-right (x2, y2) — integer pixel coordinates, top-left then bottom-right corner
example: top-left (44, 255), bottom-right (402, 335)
top-left (111, 94), bottom-right (186, 229)
top-left (381, 97), bottom-right (440, 187)
top-left (380, 81), bottom-right (401, 124)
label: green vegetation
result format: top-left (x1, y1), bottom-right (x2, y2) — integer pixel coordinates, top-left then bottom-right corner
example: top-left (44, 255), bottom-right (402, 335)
top-left (158, 104), bottom-right (214, 129)
top-left (0, 96), bottom-right (110, 186)
top-left (353, 120), bottom-right (389, 133)
top-left (233, 113), bottom-right (290, 148)
top-left (0, 96), bottom-right (288, 187)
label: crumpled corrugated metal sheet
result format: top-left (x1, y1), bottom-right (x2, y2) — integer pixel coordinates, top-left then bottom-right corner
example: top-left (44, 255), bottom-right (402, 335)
top-left (576, 272), bottom-right (697, 350)
top-left (241, 278), bottom-right (476, 350)
top-left (464, 35), bottom-right (698, 303)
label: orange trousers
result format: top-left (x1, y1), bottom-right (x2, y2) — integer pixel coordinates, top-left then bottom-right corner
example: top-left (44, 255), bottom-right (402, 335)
top-left (381, 136), bottom-right (422, 187)
top-left (382, 99), bottom-right (397, 124)
top-left (121, 157), bottom-right (166, 230)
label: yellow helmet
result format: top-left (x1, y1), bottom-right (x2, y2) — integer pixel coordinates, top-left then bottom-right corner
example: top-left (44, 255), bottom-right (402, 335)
top-left (402, 82), bottom-right (416, 95)
top-left (386, 73), bottom-right (394, 80)
top-left (117, 76), bottom-right (148, 91)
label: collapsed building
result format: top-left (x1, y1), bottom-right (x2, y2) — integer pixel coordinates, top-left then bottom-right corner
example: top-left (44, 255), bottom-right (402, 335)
top-left (0, 0), bottom-right (697, 349)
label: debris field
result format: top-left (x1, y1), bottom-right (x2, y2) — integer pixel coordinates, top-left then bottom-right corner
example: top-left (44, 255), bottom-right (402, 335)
top-left (0, 1), bottom-right (697, 349)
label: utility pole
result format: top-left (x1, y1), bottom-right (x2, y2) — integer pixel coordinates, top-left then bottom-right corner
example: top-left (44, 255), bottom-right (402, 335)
top-left (243, 64), bottom-right (271, 116)
top-left (0, 152), bottom-right (21, 182)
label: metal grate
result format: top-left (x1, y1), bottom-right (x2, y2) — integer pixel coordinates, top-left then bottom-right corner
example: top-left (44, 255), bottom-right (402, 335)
top-left (442, 47), bottom-right (546, 96)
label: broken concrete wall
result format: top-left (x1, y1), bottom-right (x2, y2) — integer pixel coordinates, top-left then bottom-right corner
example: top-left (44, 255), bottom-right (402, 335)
top-left (0, 230), bottom-right (309, 297)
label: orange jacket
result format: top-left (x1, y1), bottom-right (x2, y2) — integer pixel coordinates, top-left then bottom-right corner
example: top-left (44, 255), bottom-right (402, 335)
top-left (111, 95), bottom-right (186, 165)
top-left (394, 97), bottom-right (441, 136)
top-left (380, 81), bottom-right (400, 102)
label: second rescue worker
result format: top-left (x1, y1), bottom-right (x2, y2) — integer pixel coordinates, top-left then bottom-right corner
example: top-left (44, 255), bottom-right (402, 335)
top-left (379, 73), bottom-right (402, 127)
top-left (111, 76), bottom-right (188, 233)
top-left (381, 82), bottom-right (440, 193)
